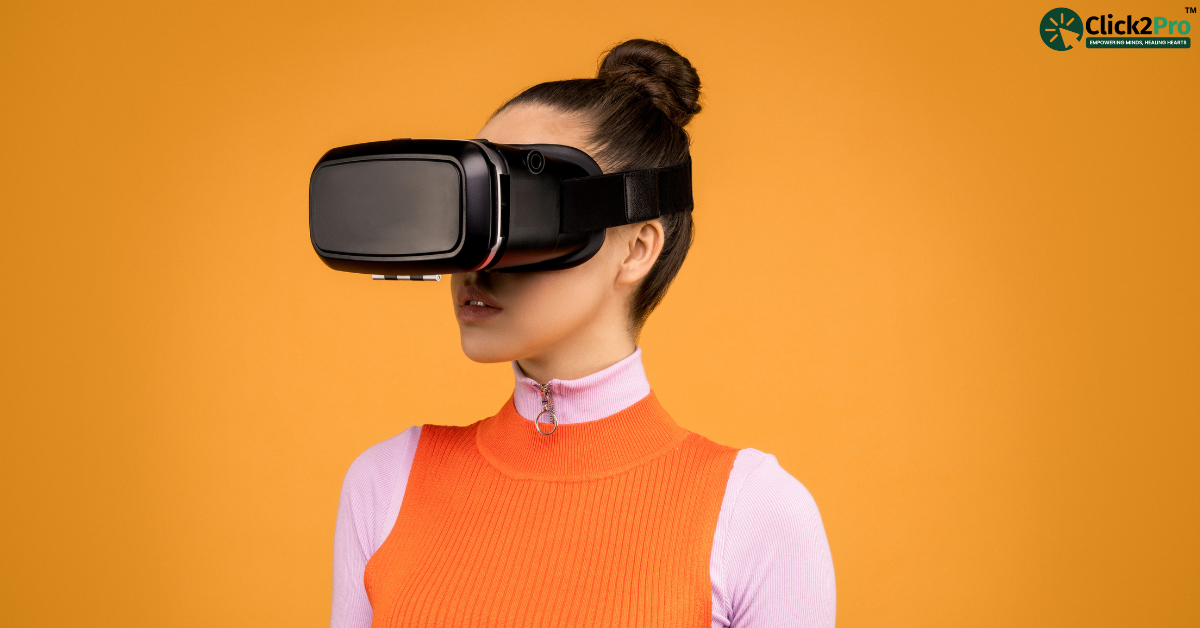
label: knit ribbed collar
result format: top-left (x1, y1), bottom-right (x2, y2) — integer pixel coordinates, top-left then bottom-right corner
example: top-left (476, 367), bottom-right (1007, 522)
top-left (476, 392), bottom-right (689, 481)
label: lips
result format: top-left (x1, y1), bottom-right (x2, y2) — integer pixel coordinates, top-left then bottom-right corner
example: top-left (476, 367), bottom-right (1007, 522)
top-left (456, 284), bottom-right (502, 323)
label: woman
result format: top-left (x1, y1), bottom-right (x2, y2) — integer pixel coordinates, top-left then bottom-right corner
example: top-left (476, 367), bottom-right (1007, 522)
top-left (331, 39), bottom-right (835, 628)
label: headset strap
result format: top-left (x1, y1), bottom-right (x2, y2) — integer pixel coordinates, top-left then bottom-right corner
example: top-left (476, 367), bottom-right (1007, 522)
top-left (559, 158), bottom-right (693, 233)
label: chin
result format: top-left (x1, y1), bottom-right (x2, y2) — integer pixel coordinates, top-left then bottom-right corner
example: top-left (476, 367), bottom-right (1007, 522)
top-left (458, 330), bottom-right (524, 364)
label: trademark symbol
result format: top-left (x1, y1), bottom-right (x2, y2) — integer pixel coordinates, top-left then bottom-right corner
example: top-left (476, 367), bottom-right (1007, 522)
top-left (1187, 7), bottom-right (1197, 13)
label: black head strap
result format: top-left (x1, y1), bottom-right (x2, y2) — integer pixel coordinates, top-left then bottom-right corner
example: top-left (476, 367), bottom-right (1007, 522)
top-left (559, 158), bottom-right (693, 233)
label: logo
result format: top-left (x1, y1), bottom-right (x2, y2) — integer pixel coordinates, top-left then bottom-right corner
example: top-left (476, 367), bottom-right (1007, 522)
top-left (1041, 8), bottom-right (1086, 50)
top-left (1039, 7), bottom-right (1192, 50)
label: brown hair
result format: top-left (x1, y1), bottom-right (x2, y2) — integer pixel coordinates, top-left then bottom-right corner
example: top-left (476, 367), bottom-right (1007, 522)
top-left (494, 39), bottom-right (702, 331)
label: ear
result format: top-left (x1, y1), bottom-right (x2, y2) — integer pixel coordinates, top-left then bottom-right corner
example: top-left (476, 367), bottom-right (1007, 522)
top-left (614, 220), bottom-right (665, 287)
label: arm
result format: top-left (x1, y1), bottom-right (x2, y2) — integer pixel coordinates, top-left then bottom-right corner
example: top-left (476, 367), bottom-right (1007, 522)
top-left (712, 449), bottom-right (836, 628)
top-left (330, 426), bottom-right (422, 628)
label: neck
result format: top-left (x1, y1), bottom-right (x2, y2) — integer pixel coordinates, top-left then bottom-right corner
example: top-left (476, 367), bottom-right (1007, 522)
top-left (515, 331), bottom-right (636, 384)
top-left (512, 347), bottom-right (650, 425)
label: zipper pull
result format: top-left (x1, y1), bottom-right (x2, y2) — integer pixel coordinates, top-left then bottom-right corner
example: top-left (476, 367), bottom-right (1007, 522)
top-left (533, 382), bottom-right (558, 435)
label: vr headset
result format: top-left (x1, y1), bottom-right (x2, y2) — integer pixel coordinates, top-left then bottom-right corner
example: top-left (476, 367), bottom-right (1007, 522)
top-left (308, 139), bottom-right (693, 280)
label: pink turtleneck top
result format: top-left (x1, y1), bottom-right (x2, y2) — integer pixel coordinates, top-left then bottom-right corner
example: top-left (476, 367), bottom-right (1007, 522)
top-left (331, 348), bottom-right (836, 627)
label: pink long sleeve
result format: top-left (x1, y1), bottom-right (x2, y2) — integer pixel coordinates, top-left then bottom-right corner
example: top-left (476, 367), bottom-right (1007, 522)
top-left (711, 449), bottom-right (836, 626)
top-left (330, 425), bottom-right (421, 628)
top-left (331, 348), bottom-right (835, 627)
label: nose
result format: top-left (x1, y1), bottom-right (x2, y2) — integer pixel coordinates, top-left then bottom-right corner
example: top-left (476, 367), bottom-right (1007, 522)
top-left (462, 270), bottom-right (497, 289)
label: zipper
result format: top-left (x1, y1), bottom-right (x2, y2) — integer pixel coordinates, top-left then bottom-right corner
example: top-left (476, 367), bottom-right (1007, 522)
top-left (533, 382), bottom-right (558, 435)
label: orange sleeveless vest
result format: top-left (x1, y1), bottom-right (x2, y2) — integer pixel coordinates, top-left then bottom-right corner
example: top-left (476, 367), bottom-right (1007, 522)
top-left (363, 392), bottom-right (738, 628)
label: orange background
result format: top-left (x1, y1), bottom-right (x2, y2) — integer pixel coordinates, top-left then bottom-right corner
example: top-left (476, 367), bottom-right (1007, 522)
top-left (1, 1), bottom-right (1196, 626)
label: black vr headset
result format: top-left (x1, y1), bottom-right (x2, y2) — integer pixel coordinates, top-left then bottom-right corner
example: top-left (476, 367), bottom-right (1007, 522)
top-left (308, 139), bottom-right (693, 280)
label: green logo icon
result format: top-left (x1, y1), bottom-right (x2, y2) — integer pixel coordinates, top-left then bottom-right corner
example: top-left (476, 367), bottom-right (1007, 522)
top-left (1041, 8), bottom-right (1085, 50)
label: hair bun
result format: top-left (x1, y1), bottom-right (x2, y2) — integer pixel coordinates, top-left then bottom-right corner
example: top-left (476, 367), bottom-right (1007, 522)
top-left (597, 39), bottom-right (702, 127)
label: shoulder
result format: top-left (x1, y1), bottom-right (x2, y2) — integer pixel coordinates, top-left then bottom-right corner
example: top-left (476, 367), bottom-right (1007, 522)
top-left (724, 449), bottom-right (823, 529)
top-left (341, 421), bottom-right (483, 505)
top-left (339, 426), bottom-right (423, 546)
top-left (682, 431), bottom-right (741, 464)
top-left (342, 425), bottom-right (424, 495)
